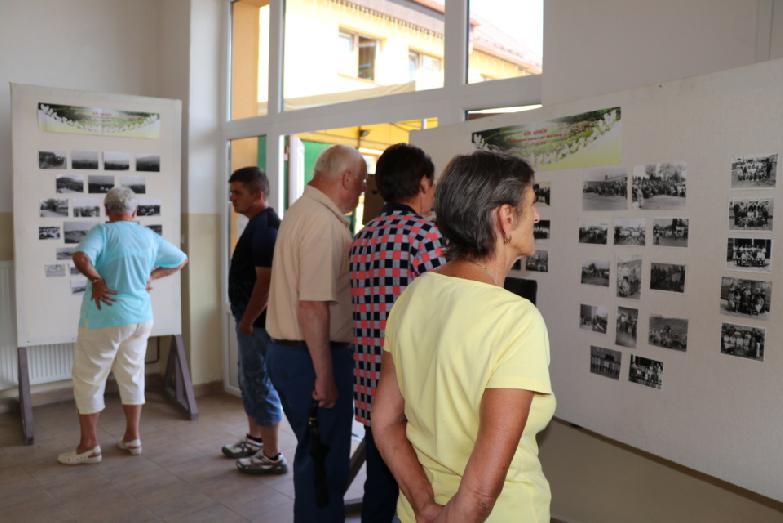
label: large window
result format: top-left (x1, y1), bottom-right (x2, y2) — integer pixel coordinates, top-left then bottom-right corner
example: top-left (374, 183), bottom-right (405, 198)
top-left (467, 0), bottom-right (543, 84)
top-left (282, 0), bottom-right (446, 111)
top-left (230, 0), bottom-right (270, 119)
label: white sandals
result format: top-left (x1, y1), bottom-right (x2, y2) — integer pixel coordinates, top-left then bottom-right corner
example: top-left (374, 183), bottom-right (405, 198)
top-left (116, 438), bottom-right (142, 455)
top-left (57, 445), bottom-right (102, 465)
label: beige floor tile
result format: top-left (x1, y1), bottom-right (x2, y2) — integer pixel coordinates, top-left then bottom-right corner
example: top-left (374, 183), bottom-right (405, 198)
top-left (134, 481), bottom-right (216, 519)
top-left (164, 502), bottom-right (249, 523)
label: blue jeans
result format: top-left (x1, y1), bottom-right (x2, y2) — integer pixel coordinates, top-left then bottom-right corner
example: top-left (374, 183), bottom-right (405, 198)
top-left (235, 323), bottom-right (283, 426)
top-left (362, 425), bottom-right (399, 523)
top-left (267, 340), bottom-right (353, 523)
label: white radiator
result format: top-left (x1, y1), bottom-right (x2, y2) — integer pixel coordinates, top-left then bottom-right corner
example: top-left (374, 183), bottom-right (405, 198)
top-left (0, 262), bottom-right (73, 390)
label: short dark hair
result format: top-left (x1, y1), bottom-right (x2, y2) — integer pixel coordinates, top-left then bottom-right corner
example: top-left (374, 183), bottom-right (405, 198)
top-left (229, 166), bottom-right (269, 195)
top-left (375, 143), bottom-right (434, 203)
top-left (434, 151), bottom-right (535, 261)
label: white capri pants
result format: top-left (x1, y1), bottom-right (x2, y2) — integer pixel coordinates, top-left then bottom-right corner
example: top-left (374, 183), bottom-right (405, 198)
top-left (72, 322), bottom-right (153, 414)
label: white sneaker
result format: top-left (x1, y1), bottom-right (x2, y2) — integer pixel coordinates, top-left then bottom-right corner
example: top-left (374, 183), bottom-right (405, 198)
top-left (117, 439), bottom-right (142, 455)
top-left (236, 451), bottom-right (288, 475)
top-left (221, 435), bottom-right (263, 458)
top-left (57, 445), bottom-right (102, 465)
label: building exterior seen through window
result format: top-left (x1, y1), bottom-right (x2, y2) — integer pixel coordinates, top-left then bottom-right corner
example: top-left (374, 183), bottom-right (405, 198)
top-left (230, 0), bottom-right (543, 117)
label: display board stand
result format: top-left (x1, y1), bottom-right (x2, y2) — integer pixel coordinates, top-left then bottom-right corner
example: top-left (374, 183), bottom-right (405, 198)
top-left (15, 335), bottom-right (198, 445)
top-left (163, 335), bottom-right (198, 420)
top-left (16, 347), bottom-right (34, 444)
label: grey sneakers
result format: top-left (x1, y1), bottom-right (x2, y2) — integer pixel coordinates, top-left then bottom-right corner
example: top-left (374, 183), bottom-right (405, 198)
top-left (221, 435), bottom-right (263, 459)
top-left (236, 452), bottom-right (288, 475)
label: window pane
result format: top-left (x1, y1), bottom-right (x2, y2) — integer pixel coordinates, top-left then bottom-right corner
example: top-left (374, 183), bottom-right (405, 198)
top-left (230, 0), bottom-right (270, 119)
top-left (283, 0), bottom-right (445, 111)
top-left (468, 0), bottom-right (543, 84)
top-left (357, 36), bottom-right (377, 81)
top-left (288, 118), bottom-right (437, 231)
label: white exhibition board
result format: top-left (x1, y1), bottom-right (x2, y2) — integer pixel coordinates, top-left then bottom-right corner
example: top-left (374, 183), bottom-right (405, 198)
top-left (11, 84), bottom-right (183, 346)
top-left (411, 59), bottom-right (783, 501)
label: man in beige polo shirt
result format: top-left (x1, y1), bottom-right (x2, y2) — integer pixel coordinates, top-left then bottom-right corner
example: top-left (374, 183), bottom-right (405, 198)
top-left (266, 144), bottom-right (366, 523)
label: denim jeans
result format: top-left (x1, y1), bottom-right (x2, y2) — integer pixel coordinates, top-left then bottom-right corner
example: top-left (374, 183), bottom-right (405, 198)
top-left (235, 322), bottom-right (283, 426)
top-left (267, 340), bottom-right (354, 523)
top-left (362, 425), bottom-right (399, 523)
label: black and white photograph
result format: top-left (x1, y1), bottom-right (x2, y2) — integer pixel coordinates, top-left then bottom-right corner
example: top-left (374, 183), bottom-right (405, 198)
top-left (103, 151), bottom-right (130, 171)
top-left (729, 198), bottom-right (773, 231)
top-left (64, 221), bottom-right (94, 244)
top-left (136, 154), bottom-right (160, 172)
top-left (616, 257), bottom-right (642, 299)
top-left (56, 174), bottom-right (84, 193)
top-left (525, 250), bottom-right (548, 272)
top-left (632, 163), bottom-right (687, 210)
top-left (648, 315), bottom-right (688, 351)
top-left (652, 218), bottom-right (689, 247)
top-left (650, 262), bottom-right (686, 293)
top-left (579, 304), bottom-right (608, 334)
top-left (615, 306), bottom-right (638, 348)
top-left (578, 222), bottom-right (608, 245)
top-left (39, 198), bottom-right (68, 217)
top-left (581, 260), bottom-right (610, 287)
top-left (731, 154), bottom-right (777, 188)
top-left (628, 355), bottom-right (663, 389)
top-left (56, 247), bottom-right (75, 260)
top-left (721, 323), bottom-right (765, 361)
top-left (137, 201), bottom-right (161, 217)
top-left (147, 224), bottom-right (163, 235)
top-left (582, 168), bottom-right (628, 211)
top-left (726, 238), bottom-right (772, 272)
top-left (590, 345), bottom-right (622, 380)
top-left (533, 220), bottom-right (550, 240)
top-left (88, 175), bottom-right (114, 194)
top-left (72, 198), bottom-right (101, 218)
top-left (39, 150), bottom-right (67, 169)
top-left (613, 218), bottom-right (646, 246)
top-left (71, 150), bottom-right (100, 169)
top-left (534, 182), bottom-right (550, 206)
top-left (720, 277), bottom-right (772, 319)
top-left (39, 226), bottom-right (61, 240)
top-left (70, 265), bottom-right (81, 277)
top-left (44, 264), bottom-right (66, 278)
top-left (120, 175), bottom-right (146, 194)
top-left (70, 277), bottom-right (87, 295)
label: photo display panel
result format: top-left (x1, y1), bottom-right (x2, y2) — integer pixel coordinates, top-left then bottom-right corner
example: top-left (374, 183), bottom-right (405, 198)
top-left (410, 58), bottom-right (783, 502)
top-left (11, 84), bottom-right (183, 345)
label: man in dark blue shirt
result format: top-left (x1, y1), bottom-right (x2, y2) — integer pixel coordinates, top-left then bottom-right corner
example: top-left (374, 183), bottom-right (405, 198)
top-left (222, 166), bottom-right (287, 475)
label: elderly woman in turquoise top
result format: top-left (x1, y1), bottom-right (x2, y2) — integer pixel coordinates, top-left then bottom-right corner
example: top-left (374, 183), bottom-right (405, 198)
top-left (58, 187), bottom-right (187, 465)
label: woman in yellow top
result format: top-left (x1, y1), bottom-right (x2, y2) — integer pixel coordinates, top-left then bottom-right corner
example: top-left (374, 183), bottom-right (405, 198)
top-left (373, 151), bottom-right (555, 522)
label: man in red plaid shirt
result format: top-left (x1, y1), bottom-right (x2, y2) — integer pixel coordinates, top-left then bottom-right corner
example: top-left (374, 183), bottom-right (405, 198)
top-left (349, 144), bottom-right (446, 522)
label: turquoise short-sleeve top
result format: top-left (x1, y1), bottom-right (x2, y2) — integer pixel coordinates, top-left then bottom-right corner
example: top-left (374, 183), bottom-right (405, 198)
top-left (76, 221), bottom-right (187, 330)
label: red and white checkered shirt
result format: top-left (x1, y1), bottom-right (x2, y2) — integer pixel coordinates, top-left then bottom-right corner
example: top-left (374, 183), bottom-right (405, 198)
top-left (349, 203), bottom-right (446, 425)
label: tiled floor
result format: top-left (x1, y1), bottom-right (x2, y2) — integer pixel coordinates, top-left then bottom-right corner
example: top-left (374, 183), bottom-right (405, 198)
top-left (0, 393), bottom-right (366, 522)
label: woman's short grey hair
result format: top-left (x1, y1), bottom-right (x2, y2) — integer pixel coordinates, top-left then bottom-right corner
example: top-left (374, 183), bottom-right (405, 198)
top-left (104, 186), bottom-right (137, 215)
top-left (434, 150), bottom-right (535, 261)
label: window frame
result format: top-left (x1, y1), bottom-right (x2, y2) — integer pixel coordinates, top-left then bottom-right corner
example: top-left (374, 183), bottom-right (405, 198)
top-left (220, 0), bottom-right (543, 390)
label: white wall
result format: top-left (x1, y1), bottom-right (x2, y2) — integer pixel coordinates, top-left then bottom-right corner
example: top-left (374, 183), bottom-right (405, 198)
top-left (187, 0), bottom-right (223, 215)
top-left (0, 0), bottom-right (173, 214)
top-left (543, 0), bottom-right (770, 104)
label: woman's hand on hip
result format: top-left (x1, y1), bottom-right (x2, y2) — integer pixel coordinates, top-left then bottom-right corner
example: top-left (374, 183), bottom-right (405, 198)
top-left (90, 279), bottom-right (117, 310)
